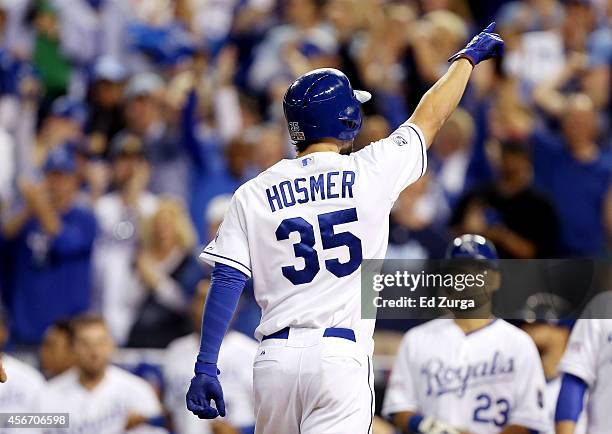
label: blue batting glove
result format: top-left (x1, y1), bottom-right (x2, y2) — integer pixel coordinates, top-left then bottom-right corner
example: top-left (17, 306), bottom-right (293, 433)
top-left (186, 364), bottom-right (226, 419)
top-left (448, 22), bottom-right (504, 66)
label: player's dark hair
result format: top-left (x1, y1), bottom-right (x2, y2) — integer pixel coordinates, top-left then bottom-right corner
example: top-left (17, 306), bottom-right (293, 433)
top-left (69, 314), bottom-right (108, 343)
top-left (51, 318), bottom-right (75, 342)
top-left (294, 140), bottom-right (315, 153)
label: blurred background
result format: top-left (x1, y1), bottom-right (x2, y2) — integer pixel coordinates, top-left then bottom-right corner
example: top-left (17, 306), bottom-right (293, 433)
top-left (0, 0), bottom-right (610, 433)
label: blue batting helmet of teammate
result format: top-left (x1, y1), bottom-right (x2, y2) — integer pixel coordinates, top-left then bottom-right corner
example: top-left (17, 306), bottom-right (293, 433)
top-left (283, 68), bottom-right (371, 145)
top-left (446, 234), bottom-right (498, 260)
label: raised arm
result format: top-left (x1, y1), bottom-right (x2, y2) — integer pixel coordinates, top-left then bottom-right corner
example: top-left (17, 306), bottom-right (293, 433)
top-left (409, 22), bottom-right (504, 148)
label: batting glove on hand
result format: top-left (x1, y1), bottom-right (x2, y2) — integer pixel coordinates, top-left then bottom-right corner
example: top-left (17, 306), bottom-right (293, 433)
top-left (186, 365), bottom-right (226, 419)
top-left (448, 22), bottom-right (504, 66)
top-left (418, 416), bottom-right (462, 434)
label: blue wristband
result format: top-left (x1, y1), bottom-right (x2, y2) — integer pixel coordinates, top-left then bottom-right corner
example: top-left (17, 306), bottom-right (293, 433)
top-left (145, 416), bottom-right (166, 428)
top-left (195, 362), bottom-right (220, 377)
top-left (407, 414), bottom-right (424, 433)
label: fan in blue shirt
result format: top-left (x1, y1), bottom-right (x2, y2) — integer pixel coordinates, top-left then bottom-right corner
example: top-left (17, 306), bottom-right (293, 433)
top-left (2, 146), bottom-right (97, 344)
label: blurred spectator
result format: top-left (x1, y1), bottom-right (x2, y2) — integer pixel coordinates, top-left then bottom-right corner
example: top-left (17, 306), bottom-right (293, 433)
top-left (181, 49), bottom-right (257, 242)
top-left (2, 146), bottom-right (96, 344)
top-left (530, 94), bottom-right (612, 256)
top-left (387, 175), bottom-right (450, 259)
top-left (51, 0), bottom-right (128, 67)
top-left (403, 9), bottom-right (468, 113)
top-left (354, 115), bottom-right (391, 151)
top-left (189, 133), bottom-right (253, 242)
top-left (127, 197), bottom-right (203, 348)
top-left (92, 133), bottom-right (158, 344)
top-left (44, 315), bottom-right (167, 433)
top-left (39, 318), bottom-right (75, 379)
top-left (249, 0), bottom-right (337, 96)
top-left (123, 72), bottom-right (190, 200)
top-left (428, 108), bottom-right (475, 205)
top-left (163, 279), bottom-right (257, 434)
top-left (0, 310), bottom-right (46, 412)
top-left (0, 128), bottom-right (15, 204)
top-left (85, 56), bottom-right (128, 157)
top-left (36, 96), bottom-right (88, 162)
top-left (31, 1), bottom-right (71, 103)
top-left (497, 0), bottom-right (564, 33)
top-left (204, 194), bottom-right (233, 243)
top-left (247, 123), bottom-right (288, 173)
top-left (451, 141), bottom-right (559, 258)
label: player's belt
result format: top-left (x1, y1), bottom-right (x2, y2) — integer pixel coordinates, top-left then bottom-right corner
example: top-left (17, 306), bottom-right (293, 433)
top-left (262, 327), bottom-right (356, 342)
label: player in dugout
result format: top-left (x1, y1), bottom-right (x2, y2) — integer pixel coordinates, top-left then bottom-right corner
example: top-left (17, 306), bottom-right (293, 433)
top-left (383, 235), bottom-right (550, 434)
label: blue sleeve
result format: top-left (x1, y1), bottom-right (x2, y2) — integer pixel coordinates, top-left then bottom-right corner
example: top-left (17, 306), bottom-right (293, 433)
top-left (464, 102), bottom-right (494, 191)
top-left (50, 211), bottom-right (97, 257)
top-left (181, 89), bottom-right (206, 167)
top-left (181, 89), bottom-right (225, 172)
top-left (555, 373), bottom-right (588, 423)
top-left (195, 263), bottom-right (248, 375)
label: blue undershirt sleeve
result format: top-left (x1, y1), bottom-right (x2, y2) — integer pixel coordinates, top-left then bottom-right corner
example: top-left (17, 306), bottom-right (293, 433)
top-left (555, 373), bottom-right (588, 423)
top-left (194, 263), bottom-right (248, 375)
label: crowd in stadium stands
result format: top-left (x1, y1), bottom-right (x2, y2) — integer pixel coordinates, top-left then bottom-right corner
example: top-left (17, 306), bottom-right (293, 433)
top-left (0, 0), bottom-right (610, 431)
top-left (0, 0), bottom-right (609, 340)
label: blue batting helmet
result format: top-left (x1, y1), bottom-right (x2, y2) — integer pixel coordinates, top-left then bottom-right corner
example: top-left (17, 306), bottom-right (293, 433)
top-left (446, 234), bottom-right (498, 260)
top-left (283, 68), bottom-right (371, 144)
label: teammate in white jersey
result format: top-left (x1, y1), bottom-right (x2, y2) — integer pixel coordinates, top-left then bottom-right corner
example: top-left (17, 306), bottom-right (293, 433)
top-left (164, 280), bottom-right (257, 434)
top-left (186, 24), bottom-right (504, 434)
top-left (519, 304), bottom-right (586, 434)
top-left (382, 235), bottom-right (550, 434)
top-left (556, 291), bottom-right (612, 434)
top-left (0, 314), bottom-right (46, 433)
top-left (44, 315), bottom-right (167, 434)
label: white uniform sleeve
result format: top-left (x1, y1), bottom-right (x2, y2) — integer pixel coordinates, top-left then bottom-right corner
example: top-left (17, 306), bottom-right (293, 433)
top-left (559, 319), bottom-right (602, 386)
top-left (509, 337), bottom-right (550, 432)
top-left (126, 377), bottom-right (167, 434)
top-left (381, 333), bottom-right (420, 417)
top-left (353, 122), bottom-right (427, 202)
top-left (199, 191), bottom-right (252, 277)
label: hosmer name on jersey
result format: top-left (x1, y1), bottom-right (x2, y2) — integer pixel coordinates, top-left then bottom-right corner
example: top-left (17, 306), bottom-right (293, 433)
top-left (423, 351), bottom-right (515, 398)
top-left (266, 170), bottom-right (356, 212)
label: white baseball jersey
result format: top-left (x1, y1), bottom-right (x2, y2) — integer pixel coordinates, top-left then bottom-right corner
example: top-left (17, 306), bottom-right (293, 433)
top-left (43, 365), bottom-right (166, 434)
top-left (559, 317), bottom-right (612, 434)
top-left (200, 121), bottom-right (427, 351)
top-left (0, 354), bottom-right (46, 434)
top-left (382, 319), bottom-right (550, 434)
top-left (163, 331), bottom-right (258, 434)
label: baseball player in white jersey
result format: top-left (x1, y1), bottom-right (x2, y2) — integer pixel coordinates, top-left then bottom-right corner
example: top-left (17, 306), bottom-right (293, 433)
top-left (556, 291), bottom-right (612, 434)
top-left (0, 310), bottom-right (46, 433)
top-left (164, 280), bottom-right (258, 434)
top-left (0, 355), bottom-right (46, 433)
top-left (186, 24), bottom-right (504, 434)
top-left (382, 235), bottom-right (550, 434)
top-left (43, 316), bottom-right (167, 434)
top-left (383, 319), bottom-right (550, 434)
top-left (520, 318), bottom-right (586, 434)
